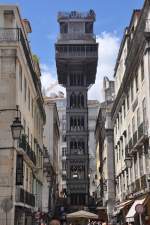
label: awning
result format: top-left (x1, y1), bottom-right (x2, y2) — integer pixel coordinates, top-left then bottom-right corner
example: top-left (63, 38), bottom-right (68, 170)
top-left (117, 199), bottom-right (133, 210)
top-left (126, 198), bottom-right (145, 222)
top-left (113, 199), bottom-right (133, 216)
top-left (67, 210), bottom-right (98, 219)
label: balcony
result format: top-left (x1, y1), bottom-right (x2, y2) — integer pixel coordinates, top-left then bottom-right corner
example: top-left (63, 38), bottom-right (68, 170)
top-left (127, 175), bottom-right (148, 197)
top-left (141, 174), bottom-right (147, 190)
top-left (138, 122), bottom-right (148, 142)
top-left (16, 187), bottom-right (35, 207)
top-left (57, 10), bottom-right (96, 21)
top-left (0, 28), bottom-right (19, 41)
top-left (135, 179), bottom-right (141, 192)
top-left (19, 135), bottom-right (36, 165)
top-left (57, 33), bottom-right (96, 41)
top-left (55, 44), bottom-right (98, 58)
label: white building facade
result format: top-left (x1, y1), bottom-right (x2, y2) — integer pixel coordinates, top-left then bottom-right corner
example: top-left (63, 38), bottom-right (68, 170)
top-left (0, 5), bottom-right (46, 225)
top-left (112, 2), bottom-right (150, 224)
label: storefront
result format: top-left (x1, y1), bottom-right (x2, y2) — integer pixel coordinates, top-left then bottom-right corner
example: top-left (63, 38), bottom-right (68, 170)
top-left (15, 206), bottom-right (33, 225)
top-left (96, 206), bottom-right (107, 223)
top-left (113, 200), bottom-right (133, 225)
top-left (126, 194), bottom-right (150, 225)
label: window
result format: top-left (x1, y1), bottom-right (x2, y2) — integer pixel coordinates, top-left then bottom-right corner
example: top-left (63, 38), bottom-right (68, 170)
top-left (31, 134), bottom-right (33, 149)
top-left (31, 98), bottom-right (34, 117)
top-left (24, 77), bottom-right (27, 101)
top-left (62, 135), bottom-right (66, 142)
top-left (62, 122), bottom-right (66, 130)
top-left (123, 101), bottom-right (126, 118)
top-left (85, 22), bottom-right (93, 33)
top-left (142, 98), bottom-right (146, 123)
top-left (28, 88), bottom-right (30, 111)
top-left (134, 155), bottom-right (138, 179)
top-left (127, 92), bottom-right (129, 110)
top-left (128, 124), bottom-right (131, 140)
top-left (139, 151), bottom-right (144, 176)
top-left (16, 155), bottom-right (23, 185)
top-left (131, 81), bottom-right (134, 102)
top-left (135, 74), bottom-right (138, 92)
top-left (137, 108), bottom-right (140, 127)
top-left (23, 119), bottom-right (26, 134)
top-left (141, 58), bottom-right (144, 81)
top-left (116, 148), bottom-right (118, 162)
top-left (27, 127), bottom-right (29, 143)
top-left (19, 64), bottom-right (22, 91)
top-left (60, 22), bottom-right (68, 33)
top-left (120, 110), bottom-right (122, 124)
top-left (62, 114), bottom-right (66, 120)
top-left (62, 174), bottom-right (66, 181)
top-left (132, 116), bottom-right (135, 134)
top-left (62, 147), bottom-right (67, 157)
top-left (62, 161), bottom-right (66, 170)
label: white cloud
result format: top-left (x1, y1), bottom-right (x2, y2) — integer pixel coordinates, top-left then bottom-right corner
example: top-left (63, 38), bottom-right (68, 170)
top-left (40, 64), bottom-right (66, 97)
top-left (88, 32), bottom-right (120, 101)
top-left (40, 32), bottom-right (120, 101)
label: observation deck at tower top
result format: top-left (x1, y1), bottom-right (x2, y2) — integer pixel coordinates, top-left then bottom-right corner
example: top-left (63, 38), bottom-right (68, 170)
top-left (55, 10), bottom-right (98, 87)
top-left (57, 10), bottom-right (96, 22)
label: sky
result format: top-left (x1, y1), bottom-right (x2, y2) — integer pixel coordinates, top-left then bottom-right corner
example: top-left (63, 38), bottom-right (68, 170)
top-left (2, 0), bottom-right (144, 101)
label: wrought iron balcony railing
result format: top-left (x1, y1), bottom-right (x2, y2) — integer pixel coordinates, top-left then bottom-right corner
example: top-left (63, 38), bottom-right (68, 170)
top-left (56, 44), bottom-right (98, 58)
top-left (58, 33), bottom-right (96, 41)
top-left (138, 122), bottom-right (148, 140)
top-left (57, 10), bottom-right (96, 21)
top-left (16, 187), bottom-right (35, 207)
top-left (19, 135), bottom-right (36, 165)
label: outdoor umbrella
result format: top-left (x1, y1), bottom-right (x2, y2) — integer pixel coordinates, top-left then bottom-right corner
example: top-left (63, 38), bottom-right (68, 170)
top-left (66, 210), bottom-right (98, 219)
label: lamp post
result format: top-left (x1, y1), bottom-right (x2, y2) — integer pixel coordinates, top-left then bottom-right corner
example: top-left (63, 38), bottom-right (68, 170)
top-left (124, 156), bottom-right (132, 169)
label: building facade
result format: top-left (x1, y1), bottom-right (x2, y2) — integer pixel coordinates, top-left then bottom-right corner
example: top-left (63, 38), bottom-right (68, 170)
top-left (112, 1), bottom-right (150, 224)
top-left (55, 10), bottom-right (98, 207)
top-left (49, 94), bottom-right (67, 197)
top-left (88, 100), bottom-right (100, 197)
top-left (95, 77), bottom-right (115, 223)
top-left (44, 97), bottom-right (60, 213)
top-left (0, 5), bottom-right (46, 225)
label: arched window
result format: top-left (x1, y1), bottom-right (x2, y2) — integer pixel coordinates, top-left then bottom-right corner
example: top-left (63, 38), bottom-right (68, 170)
top-left (81, 117), bottom-right (84, 130)
top-left (74, 117), bottom-right (77, 130)
top-left (70, 141), bottom-right (73, 149)
top-left (81, 95), bottom-right (84, 107)
top-left (77, 117), bottom-right (80, 130)
top-left (73, 94), bottom-right (77, 108)
top-left (70, 117), bottom-right (73, 130)
top-left (78, 94), bottom-right (81, 108)
top-left (70, 95), bottom-right (73, 108)
top-left (70, 92), bottom-right (76, 108)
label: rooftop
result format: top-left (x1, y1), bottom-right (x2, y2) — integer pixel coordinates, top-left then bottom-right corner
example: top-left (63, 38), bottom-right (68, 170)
top-left (58, 10), bottom-right (96, 21)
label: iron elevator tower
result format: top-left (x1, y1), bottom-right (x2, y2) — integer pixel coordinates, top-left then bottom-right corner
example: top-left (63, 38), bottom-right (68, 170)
top-left (55, 10), bottom-right (98, 208)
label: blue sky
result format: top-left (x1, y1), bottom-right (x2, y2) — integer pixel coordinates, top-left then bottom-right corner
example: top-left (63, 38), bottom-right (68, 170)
top-left (3, 0), bottom-right (143, 66)
top-left (2, 0), bottom-right (144, 99)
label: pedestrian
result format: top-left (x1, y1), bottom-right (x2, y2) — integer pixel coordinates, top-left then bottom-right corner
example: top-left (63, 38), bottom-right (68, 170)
top-left (49, 218), bottom-right (60, 225)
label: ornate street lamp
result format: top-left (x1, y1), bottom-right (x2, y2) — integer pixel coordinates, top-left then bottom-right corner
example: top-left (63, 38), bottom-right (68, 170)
top-left (124, 156), bottom-right (132, 168)
top-left (11, 106), bottom-right (23, 140)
